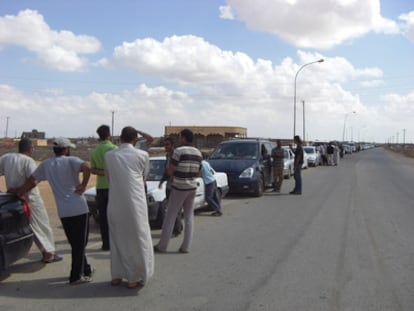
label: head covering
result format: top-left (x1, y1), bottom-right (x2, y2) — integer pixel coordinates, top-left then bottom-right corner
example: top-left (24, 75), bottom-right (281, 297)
top-left (18, 137), bottom-right (33, 153)
top-left (53, 137), bottom-right (76, 149)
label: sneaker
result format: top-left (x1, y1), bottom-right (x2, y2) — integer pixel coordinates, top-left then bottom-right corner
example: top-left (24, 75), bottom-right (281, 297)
top-left (153, 245), bottom-right (165, 253)
top-left (178, 248), bottom-right (189, 254)
top-left (70, 276), bottom-right (92, 285)
top-left (85, 267), bottom-right (95, 278)
top-left (211, 211), bottom-right (223, 217)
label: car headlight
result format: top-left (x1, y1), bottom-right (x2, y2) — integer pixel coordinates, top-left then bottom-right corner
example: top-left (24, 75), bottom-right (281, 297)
top-left (239, 167), bottom-right (254, 178)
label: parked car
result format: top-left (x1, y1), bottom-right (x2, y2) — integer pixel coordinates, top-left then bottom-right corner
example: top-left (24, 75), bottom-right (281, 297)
top-left (84, 156), bottom-right (229, 228)
top-left (281, 147), bottom-right (294, 179)
top-left (0, 192), bottom-right (33, 271)
top-left (207, 139), bottom-right (273, 197)
top-left (303, 146), bottom-right (321, 167)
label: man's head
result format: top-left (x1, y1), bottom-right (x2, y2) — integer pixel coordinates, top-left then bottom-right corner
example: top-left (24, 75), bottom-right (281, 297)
top-left (276, 139), bottom-right (281, 147)
top-left (120, 126), bottom-right (138, 144)
top-left (164, 137), bottom-right (174, 153)
top-left (97, 125), bottom-right (111, 141)
top-left (18, 138), bottom-right (34, 155)
top-left (53, 137), bottom-right (76, 156)
top-left (180, 129), bottom-right (194, 145)
top-left (294, 135), bottom-right (302, 145)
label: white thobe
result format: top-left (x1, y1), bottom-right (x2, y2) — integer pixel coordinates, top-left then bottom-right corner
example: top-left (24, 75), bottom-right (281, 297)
top-left (105, 143), bottom-right (154, 284)
top-left (0, 153), bottom-right (55, 253)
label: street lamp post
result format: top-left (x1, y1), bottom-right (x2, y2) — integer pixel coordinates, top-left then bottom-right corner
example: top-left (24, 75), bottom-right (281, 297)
top-left (302, 100), bottom-right (305, 144)
top-left (293, 58), bottom-right (324, 138)
top-left (342, 111), bottom-right (356, 142)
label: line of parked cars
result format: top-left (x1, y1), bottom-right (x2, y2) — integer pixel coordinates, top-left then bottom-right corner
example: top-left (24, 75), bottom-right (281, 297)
top-left (84, 156), bottom-right (229, 228)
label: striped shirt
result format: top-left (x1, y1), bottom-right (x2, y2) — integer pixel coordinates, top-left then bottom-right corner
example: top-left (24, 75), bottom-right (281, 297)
top-left (171, 145), bottom-right (202, 191)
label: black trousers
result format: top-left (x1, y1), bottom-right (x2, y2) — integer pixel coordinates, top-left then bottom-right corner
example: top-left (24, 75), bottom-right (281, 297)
top-left (96, 188), bottom-right (110, 249)
top-left (61, 213), bottom-right (92, 282)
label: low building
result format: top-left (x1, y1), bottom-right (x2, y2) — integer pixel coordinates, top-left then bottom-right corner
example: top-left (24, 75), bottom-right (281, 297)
top-left (164, 126), bottom-right (247, 148)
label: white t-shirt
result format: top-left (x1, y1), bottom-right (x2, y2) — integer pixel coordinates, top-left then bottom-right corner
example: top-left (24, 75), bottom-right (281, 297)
top-left (33, 156), bottom-right (89, 218)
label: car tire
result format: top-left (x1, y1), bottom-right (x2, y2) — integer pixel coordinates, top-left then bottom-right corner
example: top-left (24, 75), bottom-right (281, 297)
top-left (285, 168), bottom-right (291, 179)
top-left (90, 205), bottom-right (100, 224)
top-left (253, 174), bottom-right (264, 197)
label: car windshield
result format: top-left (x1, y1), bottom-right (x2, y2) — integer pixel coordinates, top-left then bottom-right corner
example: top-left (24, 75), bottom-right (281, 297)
top-left (147, 159), bottom-right (166, 181)
top-left (304, 147), bottom-right (314, 154)
top-left (209, 142), bottom-right (258, 160)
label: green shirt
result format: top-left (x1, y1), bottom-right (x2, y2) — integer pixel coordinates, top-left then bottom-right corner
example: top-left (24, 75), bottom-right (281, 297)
top-left (90, 140), bottom-right (117, 189)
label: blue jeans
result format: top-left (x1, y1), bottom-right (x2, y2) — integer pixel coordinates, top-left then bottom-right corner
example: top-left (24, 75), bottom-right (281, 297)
top-left (293, 166), bottom-right (302, 193)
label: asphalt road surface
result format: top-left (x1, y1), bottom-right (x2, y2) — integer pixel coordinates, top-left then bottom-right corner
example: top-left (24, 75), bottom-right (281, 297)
top-left (1, 147), bottom-right (414, 311)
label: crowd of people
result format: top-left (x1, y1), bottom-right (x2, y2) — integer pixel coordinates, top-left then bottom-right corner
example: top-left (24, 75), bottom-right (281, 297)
top-left (0, 126), bottom-right (224, 289)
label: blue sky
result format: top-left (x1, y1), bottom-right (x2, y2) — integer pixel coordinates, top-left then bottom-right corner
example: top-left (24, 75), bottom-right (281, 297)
top-left (1, 0), bottom-right (413, 143)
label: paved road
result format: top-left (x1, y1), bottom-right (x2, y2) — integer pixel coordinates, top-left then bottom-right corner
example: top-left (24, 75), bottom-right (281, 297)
top-left (1, 147), bottom-right (414, 311)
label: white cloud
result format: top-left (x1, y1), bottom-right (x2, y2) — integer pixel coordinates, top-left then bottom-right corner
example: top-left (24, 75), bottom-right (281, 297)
top-left (0, 10), bottom-right (101, 71)
top-left (399, 11), bottom-right (414, 43)
top-left (360, 80), bottom-right (385, 88)
top-left (225, 0), bottom-right (399, 48)
top-left (219, 5), bottom-right (235, 20)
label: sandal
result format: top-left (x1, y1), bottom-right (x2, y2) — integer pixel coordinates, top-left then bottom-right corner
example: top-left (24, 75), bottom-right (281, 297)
top-left (111, 278), bottom-right (122, 286)
top-left (42, 254), bottom-right (63, 263)
top-left (70, 276), bottom-right (92, 285)
top-left (127, 281), bottom-right (144, 289)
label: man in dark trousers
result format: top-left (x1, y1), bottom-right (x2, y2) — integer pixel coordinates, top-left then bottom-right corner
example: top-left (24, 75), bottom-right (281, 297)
top-left (290, 135), bottom-right (303, 195)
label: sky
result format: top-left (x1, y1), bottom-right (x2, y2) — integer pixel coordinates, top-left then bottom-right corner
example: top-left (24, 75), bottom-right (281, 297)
top-left (0, 0), bottom-right (413, 143)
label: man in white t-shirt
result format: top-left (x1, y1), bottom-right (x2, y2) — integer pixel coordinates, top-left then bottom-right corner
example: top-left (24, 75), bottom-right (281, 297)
top-left (0, 138), bottom-right (59, 263)
top-left (17, 137), bottom-right (93, 285)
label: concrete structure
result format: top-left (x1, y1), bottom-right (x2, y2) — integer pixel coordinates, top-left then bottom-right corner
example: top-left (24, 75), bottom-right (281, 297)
top-left (164, 126), bottom-right (247, 148)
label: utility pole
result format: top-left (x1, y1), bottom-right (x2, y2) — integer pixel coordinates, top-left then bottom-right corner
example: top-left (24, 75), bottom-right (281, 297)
top-left (111, 110), bottom-right (115, 139)
top-left (5, 116), bottom-right (10, 138)
top-left (403, 129), bottom-right (406, 146)
top-left (302, 100), bottom-right (305, 145)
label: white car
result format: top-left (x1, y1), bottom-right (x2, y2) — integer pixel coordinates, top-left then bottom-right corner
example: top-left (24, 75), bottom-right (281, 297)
top-left (303, 146), bottom-right (321, 167)
top-left (85, 156), bottom-right (229, 228)
top-left (281, 147), bottom-right (294, 179)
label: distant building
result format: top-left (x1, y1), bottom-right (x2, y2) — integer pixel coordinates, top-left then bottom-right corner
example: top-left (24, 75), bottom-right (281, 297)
top-left (164, 126), bottom-right (247, 148)
top-left (21, 129), bottom-right (45, 139)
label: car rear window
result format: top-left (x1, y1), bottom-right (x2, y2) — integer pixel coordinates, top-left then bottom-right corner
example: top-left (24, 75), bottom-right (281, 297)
top-left (209, 142), bottom-right (258, 160)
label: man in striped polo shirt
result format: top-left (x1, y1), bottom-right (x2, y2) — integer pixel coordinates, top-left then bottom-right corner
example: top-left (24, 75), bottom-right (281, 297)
top-left (154, 129), bottom-right (202, 253)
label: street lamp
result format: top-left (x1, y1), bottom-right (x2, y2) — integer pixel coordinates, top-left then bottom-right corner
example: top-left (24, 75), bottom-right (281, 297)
top-left (293, 58), bottom-right (324, 138)
top-left (342, 111), bottom-right (356, 142)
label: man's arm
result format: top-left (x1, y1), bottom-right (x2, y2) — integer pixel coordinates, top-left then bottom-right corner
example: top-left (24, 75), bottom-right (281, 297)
top-left (16, 176), bottom-right (38, 197)
top-left (91, 168), bottom-right (105, 176)
top-left (137, 130), bottom-right (154, 146)
top-left (75, 161), bottom-right (91, 194)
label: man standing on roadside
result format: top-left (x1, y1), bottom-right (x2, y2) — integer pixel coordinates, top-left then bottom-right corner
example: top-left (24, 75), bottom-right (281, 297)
top-left (271, 139), bottom-right (284, 193)
top-left (17, 137), bottom-right (93, 285)
top-left (154, 129), bottom-right (202, 254)
top-left (0, 138), bottom-right (60, 263)
top-left (290, 135), bottom-right (303, 195)
top-left (90, 125), bottom-right (117, 251)
top-left (201, 153), bottom-right (222, 216)
top-left (158, 137), bottom-right (183, 236)
top-left (105, 126), bottom-right (153, 289)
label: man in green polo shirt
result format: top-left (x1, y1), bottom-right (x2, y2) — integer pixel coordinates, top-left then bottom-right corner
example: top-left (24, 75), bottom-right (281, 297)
top-left (90, 125), bottom-right (117, 250)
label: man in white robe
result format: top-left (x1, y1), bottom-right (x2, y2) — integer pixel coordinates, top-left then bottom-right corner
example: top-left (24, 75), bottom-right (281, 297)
top-left (0, 138), bottom-right (59, 263)
top-left (104, 126), bottom-right (154, 289)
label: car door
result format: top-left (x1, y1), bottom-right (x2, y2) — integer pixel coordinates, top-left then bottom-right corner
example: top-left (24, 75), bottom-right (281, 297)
top-left (260, 142), bottom-right (273, 186)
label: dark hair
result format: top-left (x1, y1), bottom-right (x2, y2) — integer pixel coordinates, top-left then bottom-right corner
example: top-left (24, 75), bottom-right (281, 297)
top-left (294, 135), bottom-right (302, 144)
top-left (164, 136), bottom-right (175, 146)
top-left (97, 125), bottom-right (111, 140)
top-left (18, 138), bottom-right (33, 153)
top-left (53, 147), bottom-right (66, 155)
top-left (120, 126), bottom-right (138, 143)
top-left (180, 129), bottom-right (194, 143)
